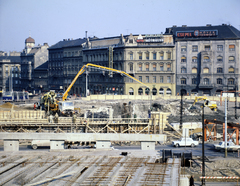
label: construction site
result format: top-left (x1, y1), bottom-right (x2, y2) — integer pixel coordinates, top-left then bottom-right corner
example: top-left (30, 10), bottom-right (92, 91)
top-left (0, 94), bottom-right (240, 185)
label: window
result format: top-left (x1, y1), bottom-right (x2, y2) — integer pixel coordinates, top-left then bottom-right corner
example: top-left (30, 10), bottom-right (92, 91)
top-left (146, 53), bottom-right (149, 60)
top-left (167, 64), bottom-right (171, 71)
top-left (153, 76), bottom-right (156, 83)
top-left (192, 68), bottom-right (197, 73)
top-left (130, 53), bottom-right (133, 60)
top-left (129, 78), bottom-right (133, 83)
top-left (129, 39), bottom-right (133, 43)
top-left (217, 56), bottom-right (223, 62)
top-left (167, 53), bottom-right (171, 60)
top-left (153, 64), bottom-right (156, 71)
top-left (146, 64), bottom-right (149, 71)
top-left (181, 46), bottom-right (187, 52)
top-left (139, 53), bottom-right (142, 60)
top-left (181, 78), bottom-right (186, 84)
top-left (229, 67), bottom-right (234, 73)
top-left (192, 78), bottom-right (197, 84)
top-left (129, 63), bottom-right (133, 71)
top-left (160, 76), bottom-right (163, 83)
top-left (228, 78), bottom-right (235, 85)
top-left (203, 56), bottom-right (210, 62)
top-left (160, 53), bottom-right (164, 60)
top-left (229, 56), bottom-right (235, 62)
top-left (139, 64), bottom-right (142, 71)
top-left (160, 64), bottom-right (163, 71)
top-left (181, 67), bottom-right (186, 73)
top-left (217, 78), bottom-right (222, 84)
top-left (205, 45), bottom-right (211, 51)
top-left (203, 78), bottom-right (210, 85)
top-left (203, 68), bottom-right (209, 73)
top-left (217, 45), bottom-right (223, 51)
top-left (146, 76), bottom-right (149, 83)
top-left (167, 76), bottom-right (171, 83)
top-left (181, 56), bottom-right (186, 62)
top-left (217, 67), bottom-right (223, 73)
top-left (192, 56), bottom-right (197, 62)
top-left (153, 53), bottom-right (156, 60)
top-left (229, 45), bottom-right (235, 51)
top-left (192, 45), bottom-right (198, 52)
top-left (139, 76), bottom-right (142, 82)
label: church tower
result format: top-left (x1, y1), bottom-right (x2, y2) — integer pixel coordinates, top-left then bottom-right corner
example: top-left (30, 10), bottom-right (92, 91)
top-left (25, 36), bottom-right (35, 53)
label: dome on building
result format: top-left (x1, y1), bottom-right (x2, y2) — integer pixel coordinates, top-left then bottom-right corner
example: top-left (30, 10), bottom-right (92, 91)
top-left (25, 37), bottom-right (35, 43)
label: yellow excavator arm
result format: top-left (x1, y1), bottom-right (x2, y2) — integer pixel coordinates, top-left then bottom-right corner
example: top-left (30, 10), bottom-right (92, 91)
top-left (62, 63), bottom-right (149, 101)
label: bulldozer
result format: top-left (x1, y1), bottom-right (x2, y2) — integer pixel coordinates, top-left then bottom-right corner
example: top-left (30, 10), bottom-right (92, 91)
top-left (188, 96), bottom-right (218, 111)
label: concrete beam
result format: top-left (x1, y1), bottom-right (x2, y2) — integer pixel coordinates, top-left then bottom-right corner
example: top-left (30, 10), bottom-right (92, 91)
top-left (96, 140), bottom-right (111, 149)
top-left (50, 140), bottom-right (64, 150)
top-left (4, 139), bottom-right (19, 151)
top-left (141, 141), bottom-right (155, 150)
top-left (0, 133), bottom-right (167, 142)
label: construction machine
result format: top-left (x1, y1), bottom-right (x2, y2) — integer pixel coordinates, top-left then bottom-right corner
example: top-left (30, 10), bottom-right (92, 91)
top-left (40, 63), bottom-right (149, 116)
top-left (188, 96), bottom-right (218, 111)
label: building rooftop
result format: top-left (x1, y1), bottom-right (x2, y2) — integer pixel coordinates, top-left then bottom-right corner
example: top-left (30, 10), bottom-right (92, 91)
top-left (49, 38), bottom-right (87, 50)
top-left (0, 56), bottom-right (21, 63)
top-left (165, 24), bottom-right (240, 41)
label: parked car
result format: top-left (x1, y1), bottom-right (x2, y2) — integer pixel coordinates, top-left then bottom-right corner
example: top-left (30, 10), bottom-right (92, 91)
top-left (172, 138), bottom-right (199, 147)
top-left (31, 140), bottom-right (50, 149)
top-left (214, 141), bottom-right (240, 152)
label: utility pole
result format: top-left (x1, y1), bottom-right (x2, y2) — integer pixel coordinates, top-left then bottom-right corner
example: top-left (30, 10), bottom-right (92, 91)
top-left (86, 69), bottom-right (88, 97)
top-left (201, 104), bottom-right (205, 186)
top-left (225, 98), bottom-right (228, 158)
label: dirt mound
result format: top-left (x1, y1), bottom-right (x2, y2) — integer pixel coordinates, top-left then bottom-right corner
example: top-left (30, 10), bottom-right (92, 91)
top-left (0, 102), bottom-right (17, 109)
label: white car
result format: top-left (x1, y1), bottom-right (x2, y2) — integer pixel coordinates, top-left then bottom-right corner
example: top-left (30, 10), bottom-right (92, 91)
top-left (172, 138), bottom-right (199, 147)
top-left (214, 141), bottom-right (240, 152)
top-left (31, 140), bottom-right (50, 149)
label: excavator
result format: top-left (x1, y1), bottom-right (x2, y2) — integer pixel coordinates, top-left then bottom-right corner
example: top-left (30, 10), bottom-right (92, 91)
top-left (40, 63), bottom-right (149, 116)
top-left (188, 96), bottom-right (218, 111)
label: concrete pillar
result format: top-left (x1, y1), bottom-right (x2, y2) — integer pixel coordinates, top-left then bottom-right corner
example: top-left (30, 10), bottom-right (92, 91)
top-left (4, 140), bottom-right (19, 151)
top-left (96, 140), bottom-right (111, 149)
top-left (50, 140), bottom-right (64, 150)
top-left (141, 141), bottom-right (155, 150)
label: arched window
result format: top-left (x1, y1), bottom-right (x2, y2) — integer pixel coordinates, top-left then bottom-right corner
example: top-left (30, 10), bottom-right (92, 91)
top-left (181, 67), bottom-right (186, 73)
top-left (203, 56), bottom-right (210, 62)
top-left (203, 67), bottom-right (209, 73)
top-left (166, 88), bottom-right (172, 95)
top-left (145, 63), bottom-right (149, 71)
top-left (228, 67), bottom-right (234, 73)
top-left (217, 56), bottom-right (223, 62)
top-left (153, 63), bottom-right (156, 71)
top-left (145, 88), bottom-right (150, 95)
top-left (139, 63), bottom-right (142, 71)
top-left (129, 87), bottom-right (134, 95)
top-left (192, 56), bottom-right (197, 62)
top-left (228, 78), bottom-right (235, 85)
top-left (229, 56), bottom-right (235, 62)
top-left (159, 88), bottom-right (164, 95)
top-left (167, 64), bottom-right (171, 71)
top-left (160, 64), bottom-right (164, 71)
top-left (217, 78), bottom-right (222, 84)
top-left (192, 67), bottom-right (197, 73)
top-left (138, 88), bottom-right (143, 95)
top-left (181, 56), bottom-right (186, 62)
top-left (152, 88), bottom-right (157, 95)
top-left (203, 78), bottom-right (210, 85)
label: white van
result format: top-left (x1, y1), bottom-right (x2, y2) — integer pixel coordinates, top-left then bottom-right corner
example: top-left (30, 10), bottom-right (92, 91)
top-left (31, 140), bottom-right (50, 149)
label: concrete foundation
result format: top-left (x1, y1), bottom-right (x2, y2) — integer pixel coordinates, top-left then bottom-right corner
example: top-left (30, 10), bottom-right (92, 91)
top-left (96, 140), bottom-right (111, 149)
top-left (4, 139), bottom-right (19, 151)
top-left (50, 140), bottom-right (64, 150)
top-left (141, 141), bottom-right (155, 150)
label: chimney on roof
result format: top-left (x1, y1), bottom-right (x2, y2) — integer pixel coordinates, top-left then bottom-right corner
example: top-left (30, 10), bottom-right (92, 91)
top-left (85, 31), bottom-right (88, 39)
top-left (173, 25), bottom-right (177, 27)
top-left (182, 25), bottom-right (187, 27)
top-left (206, 24), bottom-right (211, 26)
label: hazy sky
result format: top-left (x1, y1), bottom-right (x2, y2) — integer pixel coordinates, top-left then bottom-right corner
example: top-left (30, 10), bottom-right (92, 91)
top-left (0, 0), bottom-right (240, 52)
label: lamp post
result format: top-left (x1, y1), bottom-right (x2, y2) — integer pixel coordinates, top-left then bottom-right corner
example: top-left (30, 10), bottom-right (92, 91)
top-left (201, 103), bottom-right (205, 186)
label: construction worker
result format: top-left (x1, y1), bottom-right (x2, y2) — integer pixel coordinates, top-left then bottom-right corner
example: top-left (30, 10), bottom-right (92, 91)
top-left (148, 109), bottom-right (151, 118)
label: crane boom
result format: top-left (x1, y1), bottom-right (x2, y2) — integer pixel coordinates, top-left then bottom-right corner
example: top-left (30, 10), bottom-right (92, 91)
top-left (62, 63), bottom-right (149, 100)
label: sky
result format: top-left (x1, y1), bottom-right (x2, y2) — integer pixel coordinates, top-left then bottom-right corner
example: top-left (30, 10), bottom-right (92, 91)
top-left (0, 0), bottom-right (240, 52)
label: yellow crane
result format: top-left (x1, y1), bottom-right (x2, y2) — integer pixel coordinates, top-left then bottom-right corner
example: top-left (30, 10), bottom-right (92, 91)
top-left (188, 96), bottom-right (218, 111)
top-left (62, 63), bottom-right (149, 101)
